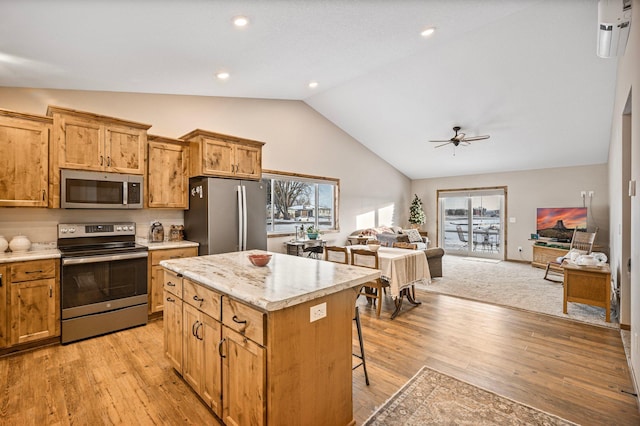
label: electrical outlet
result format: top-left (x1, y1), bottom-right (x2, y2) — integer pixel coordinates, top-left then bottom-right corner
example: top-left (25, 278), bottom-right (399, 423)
top-left (580, 190), bottom-right (586, 197)
top-left (588, 191), bottom-right (594, 198)
top-left (518, 246), bottom-right (522, 252)
top-left (310, 302), bottom-right (327, 322)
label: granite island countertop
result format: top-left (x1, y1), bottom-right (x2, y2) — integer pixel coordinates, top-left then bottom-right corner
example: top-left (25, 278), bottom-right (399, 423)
top-left (160, 249), bottom-right (380, 312)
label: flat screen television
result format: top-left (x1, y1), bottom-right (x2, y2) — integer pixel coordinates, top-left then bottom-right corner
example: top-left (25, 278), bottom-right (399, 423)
top-left (536, 207), bottom-right (587, 242)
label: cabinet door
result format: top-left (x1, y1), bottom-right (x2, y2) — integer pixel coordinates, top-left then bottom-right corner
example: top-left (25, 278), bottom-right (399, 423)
top-left (0, 265), bottom-right (7, 348)
top-left (9, 278), bottom-right (57, 345)
top-left (149, 265), bottom-right (165, 314)
top-left (105, 125), bottom-right (145, 174)
top-left (202, 314), bottom-right (222, 417)
top-left (182, 303), bottom-right (204, 394)
top-left (148, 140), bottom-right (189, 208)
top-left (202, 137), bottom-right (234, 177)
top-left (58, 117), bottom-right (104, 171)
top-left (234, 144), bottom-right (262, 180)
top-left (222, 327), bottom-right (266, 426)
top-left (0, 116), bottom-right (49, 207)
top-left (163, 290), bottom-right (183, 373)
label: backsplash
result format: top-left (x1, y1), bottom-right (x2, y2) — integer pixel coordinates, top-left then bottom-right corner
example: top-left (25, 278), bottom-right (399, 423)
top-left (0, 208), bottom-right (184, 248)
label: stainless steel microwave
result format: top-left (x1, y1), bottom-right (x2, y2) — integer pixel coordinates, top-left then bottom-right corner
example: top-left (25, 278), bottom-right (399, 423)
top-left (61, 170), bottom-right (144, 209)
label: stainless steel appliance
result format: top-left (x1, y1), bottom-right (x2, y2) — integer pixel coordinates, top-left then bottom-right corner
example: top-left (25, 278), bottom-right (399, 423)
top-left (185, 177), bottom-right (267, 255)
top-left (58, 222), bottom-right (148, 344)
top-left (61, 169), bottom-right (143, 209)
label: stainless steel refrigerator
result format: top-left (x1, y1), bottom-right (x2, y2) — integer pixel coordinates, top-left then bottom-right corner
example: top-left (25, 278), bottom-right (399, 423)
top-left (185, 177), bottom-right (267, 255)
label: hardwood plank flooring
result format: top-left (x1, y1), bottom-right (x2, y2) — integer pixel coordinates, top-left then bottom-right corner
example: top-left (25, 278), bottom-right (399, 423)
top-left (0, 290), bottom-right (637, 425)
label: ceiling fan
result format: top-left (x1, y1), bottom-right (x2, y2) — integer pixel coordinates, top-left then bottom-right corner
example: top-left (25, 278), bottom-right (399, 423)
top-left (429, 126), bottom-right (490, 149)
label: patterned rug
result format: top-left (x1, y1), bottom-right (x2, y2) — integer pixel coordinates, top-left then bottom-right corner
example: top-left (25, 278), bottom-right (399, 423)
top-left (364, 366), bottom-right (577, 426)
top-left (416, 255), bottom-right (618, 329)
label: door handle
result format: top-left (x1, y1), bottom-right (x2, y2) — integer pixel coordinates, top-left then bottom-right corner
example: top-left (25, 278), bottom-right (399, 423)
top-left (232, 315), bottom-right (247, 325)
top-left (0, 273), bottom-right (2, 287)
top-left (218, 338), bottom-right (226, 358)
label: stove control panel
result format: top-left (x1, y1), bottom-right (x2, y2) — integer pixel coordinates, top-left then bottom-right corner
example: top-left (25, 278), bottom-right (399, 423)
top-left (58, 223), bottom-right (136, 238)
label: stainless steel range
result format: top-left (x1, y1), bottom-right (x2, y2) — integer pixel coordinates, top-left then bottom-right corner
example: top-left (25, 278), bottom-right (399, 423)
top-left (58, 222), bottom-right (148, 344)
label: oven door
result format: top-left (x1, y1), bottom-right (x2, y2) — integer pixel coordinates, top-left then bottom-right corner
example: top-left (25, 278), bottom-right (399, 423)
top-left (61, 252), bottom-right (148, 320)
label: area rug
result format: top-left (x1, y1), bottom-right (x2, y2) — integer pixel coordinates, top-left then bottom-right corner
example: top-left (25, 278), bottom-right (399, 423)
top-left (364, 366), bottom-right (577, 426)
top-left (416, 255), bottom-right (618, 329)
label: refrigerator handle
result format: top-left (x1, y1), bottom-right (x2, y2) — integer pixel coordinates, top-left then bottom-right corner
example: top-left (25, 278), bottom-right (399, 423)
top-left (237, 185), bottom-right (243, 251)
top-left (242, 185), bottom-right (248, 250)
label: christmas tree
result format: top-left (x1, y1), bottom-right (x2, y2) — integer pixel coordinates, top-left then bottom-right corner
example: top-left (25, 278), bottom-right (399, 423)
top-left (409, 194), bottom-right (426, 226)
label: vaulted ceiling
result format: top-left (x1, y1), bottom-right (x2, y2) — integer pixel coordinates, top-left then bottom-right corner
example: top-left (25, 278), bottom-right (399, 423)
top-left (0, 0), bottom-right (618, 179)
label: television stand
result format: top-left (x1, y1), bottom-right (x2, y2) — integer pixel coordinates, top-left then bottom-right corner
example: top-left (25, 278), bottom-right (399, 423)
top-left (531, 244), bottom-right (569, 269)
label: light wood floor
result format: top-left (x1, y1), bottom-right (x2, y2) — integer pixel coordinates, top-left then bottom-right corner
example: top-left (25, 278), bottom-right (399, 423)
top-left (1, 290), bottom-right (637, 425)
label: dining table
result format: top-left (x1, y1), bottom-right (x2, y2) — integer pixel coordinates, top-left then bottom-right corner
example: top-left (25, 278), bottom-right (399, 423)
top-left (346, 245), bottom-right (431, 318)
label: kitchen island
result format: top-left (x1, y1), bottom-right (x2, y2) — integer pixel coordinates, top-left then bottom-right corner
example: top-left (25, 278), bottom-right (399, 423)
top-left (160, 250), bottom-right (380, 426)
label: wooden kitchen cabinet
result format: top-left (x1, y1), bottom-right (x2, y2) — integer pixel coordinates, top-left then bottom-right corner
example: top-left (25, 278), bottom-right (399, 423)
top-left (181, 129), bottom-right (264, 180)
top-left (48, 106), bottom-right (150, 175)
top-left (0, 109), bottom-right (52, 207)
top-left (0, 265), bottom-right (7, 348)
top-left (222, 324), bottom-right (266, 426)
top-left (8, 259), bottom-right (59, 346)
top-left (148, 247), bottom-right (198, 315)
top-left (181, 279), bottom-right (223, 416)
top-left (147, 135), bottom-right (190, 208)
top-left (163, 289), bottom-right (182, 373)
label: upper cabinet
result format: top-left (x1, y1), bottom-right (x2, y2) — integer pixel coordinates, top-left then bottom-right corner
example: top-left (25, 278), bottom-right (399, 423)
top-left (47, 106), bottom-right (150, 175)
top-left (0, 109), bottom-right (52, 207)
top-left (147, 135), bottom-right (189, 208)
top-left (181, 129), bottom-right (264, 180)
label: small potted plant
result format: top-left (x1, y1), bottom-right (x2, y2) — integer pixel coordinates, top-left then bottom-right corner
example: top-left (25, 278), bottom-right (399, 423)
top-left (306, 225), bottom-right (321, 240)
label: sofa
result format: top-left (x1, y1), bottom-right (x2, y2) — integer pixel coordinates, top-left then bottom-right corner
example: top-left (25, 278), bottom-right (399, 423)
top-left (350, 226), bottom-right (429, 249)
top-left (349, 227), bottom-right (444, 277)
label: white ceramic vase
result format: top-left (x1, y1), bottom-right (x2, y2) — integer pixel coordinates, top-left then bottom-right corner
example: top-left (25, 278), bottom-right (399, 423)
top-left (0, 236), bottom-right (8, 253)
top-left (9, 235), bottom-right (31, 253)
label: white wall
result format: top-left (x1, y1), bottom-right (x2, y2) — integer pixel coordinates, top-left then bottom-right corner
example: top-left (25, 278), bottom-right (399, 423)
top-left (411, 164), bottom-right (609, 261)
top-left (608, 0), bottom-right (640, 388)
top-left (0, 87), bottom-right (410, 250)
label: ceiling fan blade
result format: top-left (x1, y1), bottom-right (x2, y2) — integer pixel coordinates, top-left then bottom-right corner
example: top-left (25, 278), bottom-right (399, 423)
top-left (462, 135), bottom-right (490, 142)
top-left (428, 139), bottom-right (452, 143)
top-left (434, 142), bottom-right (451, 148)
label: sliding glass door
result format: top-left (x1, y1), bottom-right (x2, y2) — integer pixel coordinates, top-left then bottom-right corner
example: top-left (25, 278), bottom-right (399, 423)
top-left (439, 188), bottom-right (505, 260)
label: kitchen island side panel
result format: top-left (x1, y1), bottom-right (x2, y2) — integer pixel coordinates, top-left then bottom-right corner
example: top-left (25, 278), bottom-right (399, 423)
top-left (266, 287), bottom-right (358, 426)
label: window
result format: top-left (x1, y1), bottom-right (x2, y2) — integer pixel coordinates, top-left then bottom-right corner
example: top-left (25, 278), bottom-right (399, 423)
top-left (263, 170), bottom-right (339, 235)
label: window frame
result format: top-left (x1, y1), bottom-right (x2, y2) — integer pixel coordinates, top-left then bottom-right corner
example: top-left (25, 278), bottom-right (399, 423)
top-left (263, 169), bottom-right (340, 237)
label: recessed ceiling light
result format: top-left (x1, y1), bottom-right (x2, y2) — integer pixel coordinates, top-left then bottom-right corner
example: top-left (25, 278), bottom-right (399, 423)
top-left (421, 27), bottom-right (436, 37)
top-left (216, 72), bottom-right (230, 80)
top-left (308, 81), bottom-right (319, 89)
top-left (233, 16), bottom-right (249, 27)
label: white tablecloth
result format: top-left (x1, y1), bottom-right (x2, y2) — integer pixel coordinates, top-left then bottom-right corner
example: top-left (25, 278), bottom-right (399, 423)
top-left (347, 245), bottom-right (431, 297)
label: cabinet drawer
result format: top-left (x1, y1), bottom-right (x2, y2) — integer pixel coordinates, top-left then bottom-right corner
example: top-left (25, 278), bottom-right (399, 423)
top-left (183, 279), bottom-right (221, 321)
top-left (11, 259), bottom-right (56, 282)
top-left (222, 297), bottom-right (265, 346)
top-left (151, 247), bottom-right (198, 266)
top-left (164, 269), bottom-right (183, 298)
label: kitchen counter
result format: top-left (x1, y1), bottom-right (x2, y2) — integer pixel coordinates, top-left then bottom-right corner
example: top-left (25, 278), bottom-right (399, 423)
top-left (0, 248), bottom-right (61, 263)
top-left (160, 249), bottom-right (380, 312)
top-left (138, 239), bottom-right (199, 250)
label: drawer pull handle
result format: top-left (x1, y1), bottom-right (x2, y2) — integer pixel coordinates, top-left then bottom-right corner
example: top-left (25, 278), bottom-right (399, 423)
top-left (193, 295), bottom-right (204, 302)
top-left (0, 273), bottom-right (2, 287)
top-left (167, 281), bottom-right (176, 287)
top-left (25, 270), bottom-right (44, 274)
top-left (166, 296), bottom-right (175, 302)
top-left (232, 315), bottom-right (247, 325)
top-left (218, 338), bottom-right (226, 358)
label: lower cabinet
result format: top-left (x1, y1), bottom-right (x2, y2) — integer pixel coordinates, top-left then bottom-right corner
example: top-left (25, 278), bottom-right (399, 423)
top-left (222, 326), bottom-right (266, 426)
top-left (1, 259), bottom-right (60, 349)
top-left (163, 289), bottom-right (182, 373)
top-left (148, 247), bottom-right (198, 315)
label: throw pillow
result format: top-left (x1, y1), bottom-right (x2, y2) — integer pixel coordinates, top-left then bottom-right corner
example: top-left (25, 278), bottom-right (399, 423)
top-left (403, 228), bottom-right (423, 243)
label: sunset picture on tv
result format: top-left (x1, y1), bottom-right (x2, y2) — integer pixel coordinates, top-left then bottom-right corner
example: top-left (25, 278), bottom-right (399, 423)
top-left (536, 207), bottom-right (587, 242)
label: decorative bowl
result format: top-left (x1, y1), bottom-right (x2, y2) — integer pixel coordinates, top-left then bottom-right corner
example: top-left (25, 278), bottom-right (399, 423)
top-left (248, 254), bottom-right (272, 267)
top-left (367, 243), bottom-right (381, 252)
top-left (307, 233), bottom-right (318, 240)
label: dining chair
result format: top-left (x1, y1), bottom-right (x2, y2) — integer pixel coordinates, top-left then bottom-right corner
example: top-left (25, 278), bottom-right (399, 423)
top-left (324, 245), bottom-right (349, 263)
top-left (350, 248), bottom-right (389, 319)
top-left (543, 228), bottom-right (598, 282)
top-left (324, 245), bottom-right (369, 385)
